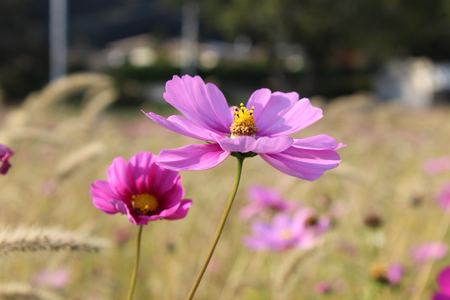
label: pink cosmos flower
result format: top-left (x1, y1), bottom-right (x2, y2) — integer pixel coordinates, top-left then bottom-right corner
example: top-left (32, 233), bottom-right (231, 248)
top-left (315, 281), bottom-right (332, 294)
top-left (243, 207), bottom-right (330, 251)
top-left (386, 263), bottom-right (404, 285)
top-left (143, 75), bottom-right (344, 180)
top-left (424, 156), bottom-right (450, 176)
top-left (0, 144), bottom-right (13, 175)
top-left (91, 151), bottom-right (193, 225)
top-left (411, 242), bottom-right (448, 264)
top-left (239, 185), bottom-right (297, 219)
top-left (34, 268), bottom-right (71, 288)
top-left (438, 183), bottom-right (450, 211)
top-left (433, 266), bottom-right (450, 300)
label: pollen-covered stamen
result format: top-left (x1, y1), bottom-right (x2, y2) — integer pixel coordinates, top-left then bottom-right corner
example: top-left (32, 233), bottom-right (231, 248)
top-left (132, 193), bottom-right (159, 214)
top-left (230, 103), bottom-right (259, 138)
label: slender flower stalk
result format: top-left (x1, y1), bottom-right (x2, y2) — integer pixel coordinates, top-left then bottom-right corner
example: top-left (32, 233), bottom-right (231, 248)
top-left (186, 157), bottom-right (244, 300)
top-left (127, 225), bottom-right (143, 300)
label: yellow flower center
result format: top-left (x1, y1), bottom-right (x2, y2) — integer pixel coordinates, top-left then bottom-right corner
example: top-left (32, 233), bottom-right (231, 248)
top-left (230, 103), bottom-right (259, 139)
top-left (131, 193), bottom-right (159, 214)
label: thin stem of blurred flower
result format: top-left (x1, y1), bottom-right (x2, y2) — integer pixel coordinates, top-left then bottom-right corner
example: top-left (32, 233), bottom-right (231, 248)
top-left (186, 157), bottom-right (245, 300)
top-left (413, 211), bottom-right (450, 300)
top-left (127, 225), bottom-right (143, 300)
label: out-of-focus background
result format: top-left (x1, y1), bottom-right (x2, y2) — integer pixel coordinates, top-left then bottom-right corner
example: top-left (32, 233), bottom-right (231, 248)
top-left (2, 0), bottom-right (450, 108)
top-left (2, 1), bottom-right (450, 300)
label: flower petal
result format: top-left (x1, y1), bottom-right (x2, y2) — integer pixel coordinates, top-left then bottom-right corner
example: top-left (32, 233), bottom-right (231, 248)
top-left (128, 151), bottom-right (158, 195)
top-left (163, 199), bottom-right (194, 220)
top-left (260, 145), bottom-right (341, 181)
top-left (206, 83), bottom-right (234, 129)
top-left (258, 98), bottom-right (323, 137)
top-left (246, 88), bottom-right (272, 121)
top-left (218, 136), bottom-right (293, 154)
top-left (252, 92), bottom-right (298, 133)
top-left (91, 181), bottom-right (120, 214)
top-left (143, 112), bottom-right (222, 141)
top-left (107, 157), bottom-right (134, 198)
top-left (157, 143), bottom-right (230, 171)
top-left (293, 135), bottom-right (342, 150)
top-left (164, 75), bottom-right (231, 135)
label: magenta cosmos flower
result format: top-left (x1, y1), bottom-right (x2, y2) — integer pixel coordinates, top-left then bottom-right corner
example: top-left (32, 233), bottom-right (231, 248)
top-left (438, 183), bottom-right (450, 211)
top-left (0, 144), bottom-right (13, 175)
top-left (143, 75), bottom-right (344, 180)
top-left (91, 151), bottom-right (193, 225)
top-left (433, 266), bottom-right (450, 300)
top-left (411, 242), bottom-right (448, 264)
top-left (424, 156), bottom-right (450, 176)
top-left (243, 207), bottom-right (330, 251)
top-left (240, 185), bottom-right (297, 219)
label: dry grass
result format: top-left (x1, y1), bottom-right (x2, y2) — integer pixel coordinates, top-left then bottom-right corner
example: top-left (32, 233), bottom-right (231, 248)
top-left (1, 76), bottom-right (450, 299)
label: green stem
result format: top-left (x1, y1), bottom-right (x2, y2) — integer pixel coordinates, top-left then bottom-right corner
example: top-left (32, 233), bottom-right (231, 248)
top-left (127, 225), bottom-right (143, 300)
top-left (186, 157), bottom-right (245, 300)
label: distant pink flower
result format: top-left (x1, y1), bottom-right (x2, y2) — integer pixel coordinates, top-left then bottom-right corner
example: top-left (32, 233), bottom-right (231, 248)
top-left (424, 156), bottom-right (450, 176)
top-left (243, 208), bottom-right (330, 251)
top-left (240, 185), bottom-right (296, 219)
top-left (35, 268), bottom-right (71, 288)
top-left (411, 242), bottom-right (448, 264)
top-left (112, 226), bottom-right (132, 245)
top-left (0, 144), bottom-right (13, 175)
top-left (387, 263), bottom-right (404, 285)
top-left (438, 183), bottom-right (450, 211)
top-left (433, 266), bottom-right (450, 300)
top-left (143, 75), bottom-right (344, 180)
top-left (315, 281), bottom-right (332, 294)
top-left (91, 151), bottom-right (193, 225)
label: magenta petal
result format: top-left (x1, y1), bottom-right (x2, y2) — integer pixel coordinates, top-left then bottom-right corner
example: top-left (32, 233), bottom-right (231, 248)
top-left (107, 157), bottom-right (134, 198)
top-left (253, 92), bottom-right (298, 133)
top-left (91, 181), bottom-right (120, 214)
top-left (109, 199), bottom-right (129, 215)
top-left (143, 112), bottom-right (222, 141)
top-left (164, 199), bottom-right (194, 220)
top-left (252, 136), bottom-right (294, 153)
top-left (164, 75), bottom-right (230, 134)
top-left (433, 293), bottom-right (450, 300)
top-left (293, 135), bottom-right (341, 150)
top-left (157, 143), bottom-right (230, 171)
top-left (438, 267), bottom-right (450, 294)
top-left (246, 88), bottom-right (272, 120)
top-left (218, 136), bottom-right (293, 154)
top-left (218, 136), bottom-right (257, 153)
top-left (258, 98), bottom-right (323, 137)
top-left (206, 83), bottom-right (233, 129)
top-left (260, 146), bottom-right (341, 181)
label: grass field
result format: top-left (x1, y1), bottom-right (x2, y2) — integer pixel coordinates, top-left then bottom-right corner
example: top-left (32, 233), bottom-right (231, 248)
top-left (1, 75), bottom-right (450, 300)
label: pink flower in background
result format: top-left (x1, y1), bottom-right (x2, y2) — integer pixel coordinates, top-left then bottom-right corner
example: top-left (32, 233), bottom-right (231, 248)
top-left (386, 263), bottom-right (405, 285)
top-left (35, 268), bottom-right (71, 288)
top-left (143, 75), bottom-right (344, 180)
top-left (240, 185), bottom-right (296, 219)
top-left (0, 144), bottom-right (13, 175)
top-left (315, 281), bottom-right (332, 294)
top-left (243, 208), bottom-right (330, 251)
top-left (411, 242), bottom-right (448, 264)
top-left (112, 226), bottom-right (132, 246)
top-left (91, 151), bottom-right (193, 225)
top-left (438, 183), bottom-right (450, 211)
top-left (433, 266), bottom-right (450, 300)
top-left (424, 156), bottom-right (450, 176)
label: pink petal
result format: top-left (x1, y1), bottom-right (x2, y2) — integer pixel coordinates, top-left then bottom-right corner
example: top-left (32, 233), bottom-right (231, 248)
top-left (107, 157), bottom-right (134, 198)
top-left (253, 92), bottom-right (298, 133)
top-left (246, 88), bottom-right (272, 120)
top-left (164, 75), bottom-right (230, 135)
top-left (206, 83), bottom-right (234, 129)
top-left (218, 136), bottom-right (293, 154)
top-left (438, 267), bottom-right (450, 293)
top-left (260, 146), bottom-right (341, 181)
top-left (157, 143), bottom-right (230, 171)
top-left (163, 199), bottom-right (194, 220)
top-left (293, 135), bottom-right (341, 150)
top-left (128, 151), bottom-right (159, 195)
top-left (91, 181), bottom-right (121, 214)
top-left (258, 98), bottom-right (323, 137)
top-left (143, 112), bottom-right (222, 141)
top-left (433, 293), bottom-right (450, 300)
